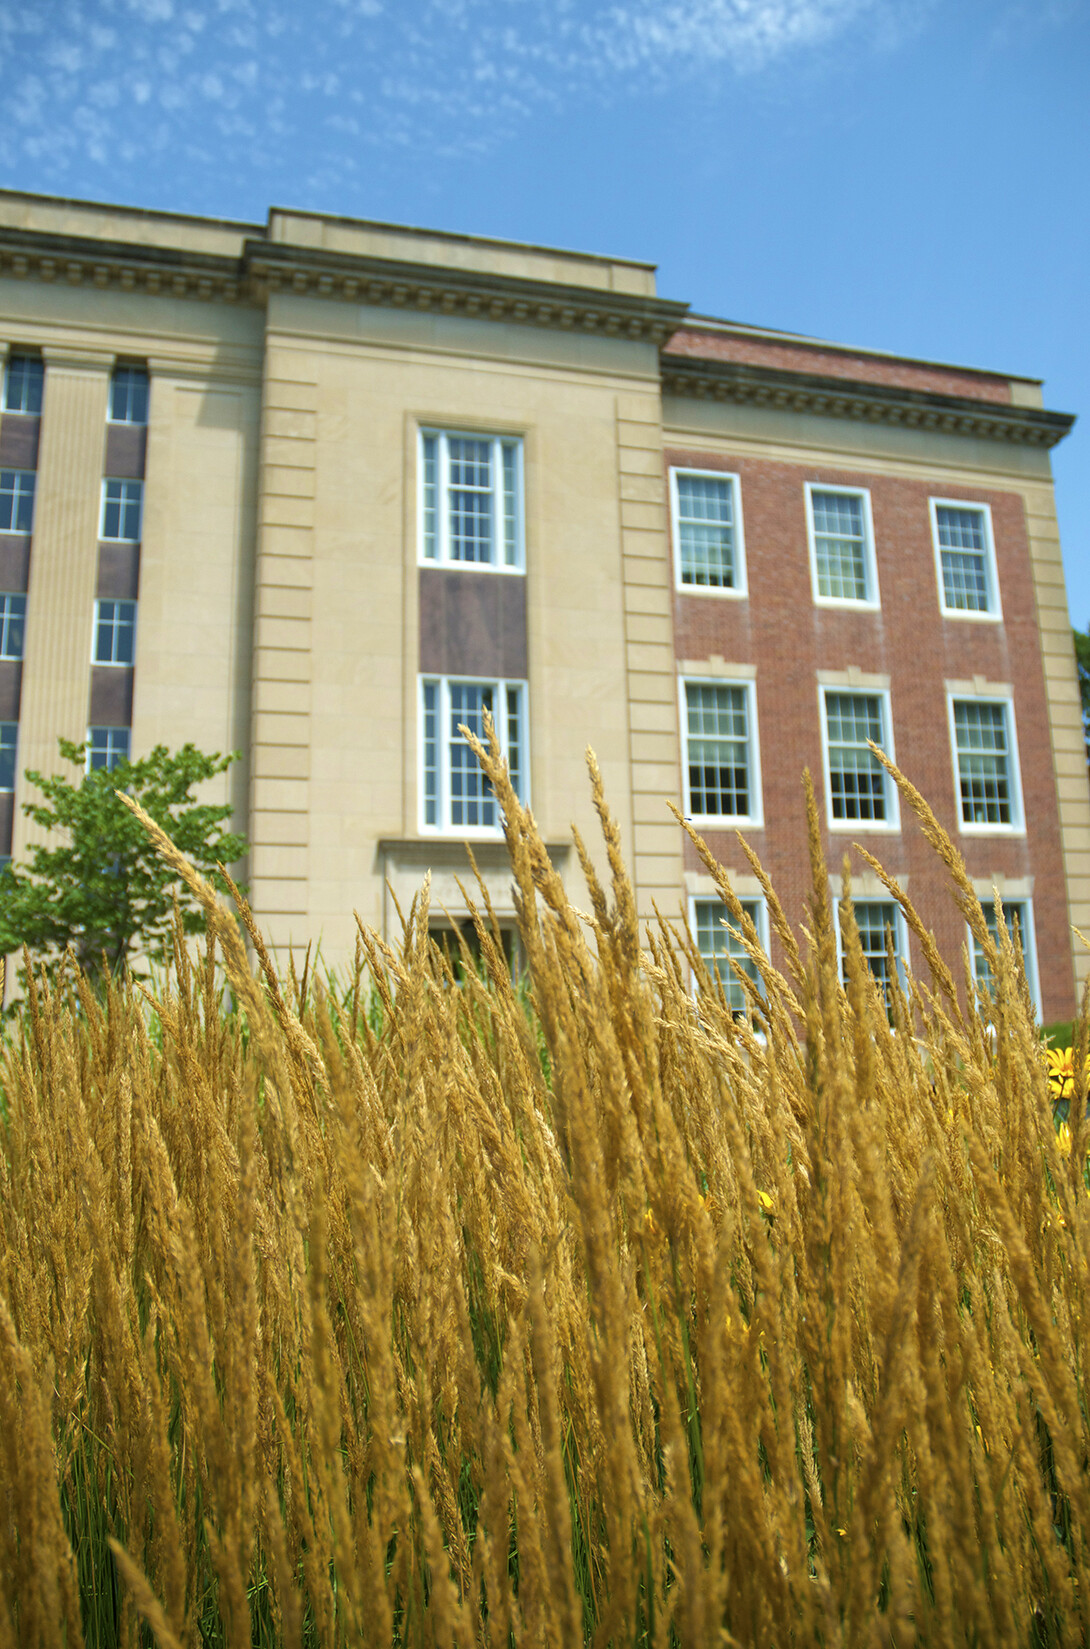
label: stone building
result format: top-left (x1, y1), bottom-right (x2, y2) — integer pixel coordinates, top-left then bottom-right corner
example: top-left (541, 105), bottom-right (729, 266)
top-left (0, 188), bottom-right (1085, 1017)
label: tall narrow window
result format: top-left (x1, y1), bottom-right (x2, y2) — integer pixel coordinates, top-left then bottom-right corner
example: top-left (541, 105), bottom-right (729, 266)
top-left (94, 600), bottom-right (137, 665)
top-left (420, 676), bottom-right (528, 832)
top-left (101, 479), bottom-right (143, 542)
top-left (931, 501), bottom-right (999, 617)
top-left (970, 898), bottom-right (1039, 1014)
top-left (2, 356), bottom-right (43, 415)
top-left (682, 680), bottom-right (761, 824)
top-left (670, 470), bottom-right (744, 592)
top-left (0, 594), bottom-right (26, 660)
top-left (109, 366), bottom-right (149, 425)
top-left (839, 899), bottom-right (905, 1000)
top-left (806, 485), bottom-right (878, 605)
top-left (87, 727), bottom-right (130, 772)
top-left (951, 697), bottom-right (1020, 829)
top-left (822, 689), bottom-right (897, 827)
top-left (0, 723), bottom-right (16, 791)
top-left (0, 471), bottom-right (35, 534)
top-left (693, 898), bottom-right (764, 1012)
top-left (419, 431), bottom-right (523, 569)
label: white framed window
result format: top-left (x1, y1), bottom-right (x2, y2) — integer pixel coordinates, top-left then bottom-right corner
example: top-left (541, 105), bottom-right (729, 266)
top-left (948, 694), bottom-right (1023, 832)
top-left (681, 678), bottom-right (763, 827)
top-left (691, 896), bottom-right (766, 1012)
top-left (420, 676), bottom-right (528, 834)
top-left (93, 600), bottom-right (137, 666)
top-left (109, 366), bottom-right (149, 425)
top-left (930, 499), bottom-right (1001, 620)
top-left (0, 593), bottom-right (25, 660)
top-left (0, 470), bottom-right (35, 534)
top-left (819, 687), bottom-right (899, 831)
top-left (836, 897), bottom-right (907, 1000)
top-left (3, 355), bottom-right (43, 415)
top-left (669, 469), bottom-right (746, 595)
top-left (805, 484), bottom-right (880, 608)
top-left (969, 896), bottom-right (1040, 1019)
top-left (0, 722), bottom-right (16, 791)
top-left (87, 727), bottom-right (130, 772)
top-left (100, 478), bottom-right (143, 542)
top-left (419, 430), bottom-right (523, 570)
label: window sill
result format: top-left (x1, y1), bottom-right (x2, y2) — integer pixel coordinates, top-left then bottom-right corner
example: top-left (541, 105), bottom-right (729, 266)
top-left (378, 835), bottom-right (570, 864)
top-left (812, 595), bottom-right (881, 613)
top-left (687, 815), bottom-right (764, 832)
top-left (676, 583), bottom-right (748, 600)
top-left (828, 819), bottom-right (901, 834)
top-left (939, 607), bottom-right (1003, 624)
top-left (957, 822), bottom-right (1025, 837)
top-left (418, 558), bottom-right (525, 576)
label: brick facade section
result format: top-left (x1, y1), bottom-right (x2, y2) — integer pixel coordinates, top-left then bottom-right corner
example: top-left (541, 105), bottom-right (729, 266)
top-left (666, 445), bottom-right (1075, 1023)
top-left (665, 330), bottom-right (1014, 405)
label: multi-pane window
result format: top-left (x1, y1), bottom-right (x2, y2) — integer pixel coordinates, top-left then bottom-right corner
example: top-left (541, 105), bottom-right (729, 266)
top-left (100, 478), bottom-right (143, 542)
top-left (109, 366), bottom-right (149, 425)
top-left (693, 898), bottom-right (763, 1012)
top-left (682, 680), bottom-right (760, 823)
top-left (932, 501), bottom-right (998, 617)
top-left (841, 900), bottom-right (905, 998)
top-left (671, 470), bottom-right (744, 591)
top-left (0, 471), bottom-right (35, 534)
top-left (0, 594), bottom-right (26, 660)
top-left (970, 898), bottom-right (1039, 1013)
top-left (420, 431), bottom-right (523, 569)
top-left (0, 722), bottom-right (16, 791)
top-left (93, 600), bottom-right (136, 665)
top-left (420, 676), bottom-right (527, 832)
top-left (3, 355), bottom-right (43, 415)
top-left (87, 727), bottom-right (130, 772)
top-left (951, 698), bottom-right (1019, 828)
top-left (822, 690), bottom-right (896, 826)
top-left (807, 486), bottom-right (877, 604)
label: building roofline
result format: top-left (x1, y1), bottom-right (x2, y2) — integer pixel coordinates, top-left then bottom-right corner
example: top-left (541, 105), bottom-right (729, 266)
top-left (0, 185), bottom-right (263, 236)
top-left (245, 238), bottom-right (687, 341)
top-left (660, 351), bottom-right (1075, 448)
top-left (267, 204), bottom-right (659, 274)
top-left (678, 312), bottom-right (1044, 389)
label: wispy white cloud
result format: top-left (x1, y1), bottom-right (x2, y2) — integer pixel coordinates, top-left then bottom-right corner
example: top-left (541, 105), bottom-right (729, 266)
top-left (0, 0), bottom-right (958, 195)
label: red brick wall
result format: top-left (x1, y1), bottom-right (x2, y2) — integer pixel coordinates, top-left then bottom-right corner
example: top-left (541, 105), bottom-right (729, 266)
top-left (665, 445), bottom-right (1075, 1022)
top-left (665, 330), bottom-right (1015, 405)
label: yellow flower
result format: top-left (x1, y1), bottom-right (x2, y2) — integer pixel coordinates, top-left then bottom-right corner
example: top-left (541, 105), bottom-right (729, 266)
top-left (757, 1188), bottom-right (775, 1216)
top-left (1056, 1120), bottom-right (1072, 1157)
top-left (1046, 1045), bottom-right (1087, 1101)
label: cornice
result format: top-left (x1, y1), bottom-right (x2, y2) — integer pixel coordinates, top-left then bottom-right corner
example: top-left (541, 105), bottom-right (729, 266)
top-left (660, 354), bottom-right (1075, 449)
top-left (0, 222), bottom-right (688, 344)
top-left (244, 242), bottom-right (688, 344)
top-left (0, 225), bottom-right (244, 302)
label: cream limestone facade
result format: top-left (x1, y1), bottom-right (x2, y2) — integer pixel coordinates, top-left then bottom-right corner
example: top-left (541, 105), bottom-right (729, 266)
top-left (0, 190), bottom-right (1085, 1013)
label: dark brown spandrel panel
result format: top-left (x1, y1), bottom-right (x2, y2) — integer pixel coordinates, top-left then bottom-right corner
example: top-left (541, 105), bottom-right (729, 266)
top-left (103, 424), bottom-right (147, 480)
top-left (0, 794), bottom-right (13, 856)
top-left (419, 569), bottom-right (527, 679)
top-left (0, 416), bottom-right (40, 470)
top-left (89, 666), bottom-right (134, 728)
top-left (0, 664), bottom-right (22, 722)
top-left (0, 537), bottom-right (31, 593)
top-left (97, 542), bottom-right (141, 600)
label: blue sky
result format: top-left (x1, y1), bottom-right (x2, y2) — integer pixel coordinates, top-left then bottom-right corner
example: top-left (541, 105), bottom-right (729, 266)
top-left (1, 0), bottom-right (1087, 625)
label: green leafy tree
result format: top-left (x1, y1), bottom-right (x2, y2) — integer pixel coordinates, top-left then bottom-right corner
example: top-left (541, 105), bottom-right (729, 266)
top-left (0, 739), bottom-right (248, 983)
top-left (1075, 623), bottom-right (1090, 766)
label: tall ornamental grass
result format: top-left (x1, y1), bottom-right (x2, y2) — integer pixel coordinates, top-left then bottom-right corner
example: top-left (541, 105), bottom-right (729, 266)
top-left (1, 737), bottom-right (1088, 1648)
